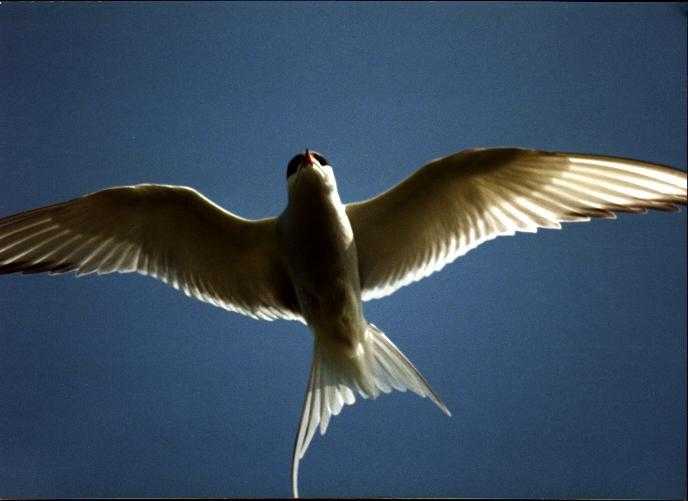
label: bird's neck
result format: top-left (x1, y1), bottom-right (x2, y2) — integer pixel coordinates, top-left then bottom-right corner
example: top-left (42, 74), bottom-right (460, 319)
top-left (287, 173), bottom-right (353, 245)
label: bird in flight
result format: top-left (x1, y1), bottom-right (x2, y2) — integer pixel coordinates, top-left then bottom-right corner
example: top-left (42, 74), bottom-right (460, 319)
top-left (1, 147), bottom-right (686, 497)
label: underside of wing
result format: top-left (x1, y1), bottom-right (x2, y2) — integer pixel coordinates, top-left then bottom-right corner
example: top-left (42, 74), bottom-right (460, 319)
top-left (346, 148), bottom-right (687, 301)
top-left (0, 184), bottom-right (301, 322)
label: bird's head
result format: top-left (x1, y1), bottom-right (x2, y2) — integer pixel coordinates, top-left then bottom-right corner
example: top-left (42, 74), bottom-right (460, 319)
top-left (285, 149), bottom-right (337, 194)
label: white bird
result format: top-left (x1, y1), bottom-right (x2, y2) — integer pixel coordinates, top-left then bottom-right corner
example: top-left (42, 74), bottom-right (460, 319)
top-left (1, 147), bottom-right (686, 497)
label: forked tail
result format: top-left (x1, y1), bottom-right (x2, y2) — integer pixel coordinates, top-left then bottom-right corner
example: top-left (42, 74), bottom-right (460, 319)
top-left (291, 323), bottom-right (450, 497)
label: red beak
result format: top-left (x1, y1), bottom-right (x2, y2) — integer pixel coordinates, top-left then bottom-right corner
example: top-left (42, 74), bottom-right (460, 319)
top-left (304, 149), bottom-right (316, 166)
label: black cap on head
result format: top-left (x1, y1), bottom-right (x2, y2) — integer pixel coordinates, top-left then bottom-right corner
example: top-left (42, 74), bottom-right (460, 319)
top-left (286, 150), bottom-right (330, 179)
top-left (311, 151), bottom-right (329, 166)
top-left (286, 153), bottom-right (304, 179)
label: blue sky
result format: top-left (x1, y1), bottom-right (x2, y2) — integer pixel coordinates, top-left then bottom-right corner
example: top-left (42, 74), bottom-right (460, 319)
top-left (0, 2), bottom-right (685, 498)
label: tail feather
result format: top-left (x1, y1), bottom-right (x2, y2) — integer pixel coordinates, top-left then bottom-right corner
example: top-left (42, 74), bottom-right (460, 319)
top-left (291, 323), bottom-right (450, 498)
top-left (369, 324), bottom-right (451, 415)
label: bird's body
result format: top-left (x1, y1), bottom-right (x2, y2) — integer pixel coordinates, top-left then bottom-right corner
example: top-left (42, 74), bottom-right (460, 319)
top-left (279, 161), bottom-right (363, 353)
top-left (1, 147), bottom-right (686, 497)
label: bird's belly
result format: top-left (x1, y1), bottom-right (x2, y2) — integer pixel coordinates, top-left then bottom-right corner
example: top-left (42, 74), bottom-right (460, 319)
top-left (296, 274), bottom-right (363, 346)
top-left (283, 201), bottom-right (365, 348)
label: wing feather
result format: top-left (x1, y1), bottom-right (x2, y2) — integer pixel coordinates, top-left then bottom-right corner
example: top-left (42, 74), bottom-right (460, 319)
top-left (0, 184), bottom-right (301, 322)
top-left (347, 148), bottom-right (687, 301)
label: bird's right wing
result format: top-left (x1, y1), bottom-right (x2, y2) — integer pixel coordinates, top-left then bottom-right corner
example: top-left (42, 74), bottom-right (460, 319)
top-left (347, 148), bottom-right (687, 301)
top-left (0, 184), bottom-right (302, 322)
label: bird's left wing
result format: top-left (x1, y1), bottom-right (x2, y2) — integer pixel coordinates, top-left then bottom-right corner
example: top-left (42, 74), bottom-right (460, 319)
top-left (346, 148), bottom-right (687, 301)
top-left (0, 184), bottom-right (301, 322)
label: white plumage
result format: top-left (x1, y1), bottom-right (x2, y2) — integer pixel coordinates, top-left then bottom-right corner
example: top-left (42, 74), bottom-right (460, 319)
top-left (1, 147), bottom-right (686, 497)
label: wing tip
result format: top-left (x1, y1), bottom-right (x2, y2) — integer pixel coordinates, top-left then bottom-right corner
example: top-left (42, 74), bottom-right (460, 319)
top-left (0, 259), bottom-right (78, 275)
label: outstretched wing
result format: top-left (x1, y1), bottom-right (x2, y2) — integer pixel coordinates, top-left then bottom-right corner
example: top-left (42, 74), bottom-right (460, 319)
top-left (346, 148), bottom-right (687, 301)
top-left (0, 184), bottom-right (301, 322)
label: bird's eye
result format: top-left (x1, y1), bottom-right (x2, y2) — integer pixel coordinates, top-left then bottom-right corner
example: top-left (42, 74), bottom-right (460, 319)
top-left (312, 152), bottom-right (329, 166)
top-left (286, 154), bottom-right (303, 179)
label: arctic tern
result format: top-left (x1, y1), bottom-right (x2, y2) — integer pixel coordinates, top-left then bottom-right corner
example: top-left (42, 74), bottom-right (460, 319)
top-left (1, 147), bottom-right (686, 497)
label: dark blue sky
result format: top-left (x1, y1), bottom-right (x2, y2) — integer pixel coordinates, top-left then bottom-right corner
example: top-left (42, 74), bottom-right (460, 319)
top-left (0, 3), bottom-right (685, 498)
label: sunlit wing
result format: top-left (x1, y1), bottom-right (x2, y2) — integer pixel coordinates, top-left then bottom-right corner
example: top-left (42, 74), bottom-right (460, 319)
top-left (346, 148), bottom-right (687, 301)
top-left (0, 184), bottom-right (301, 322)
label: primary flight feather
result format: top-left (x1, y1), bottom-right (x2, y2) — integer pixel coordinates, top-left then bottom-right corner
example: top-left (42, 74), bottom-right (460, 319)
top-left (1, 147), bottom-right (686, 497)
